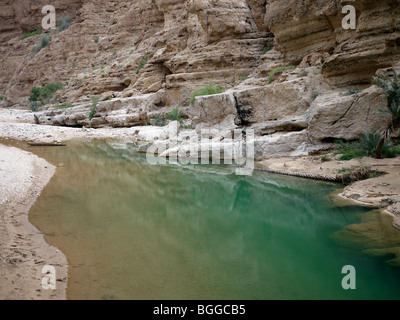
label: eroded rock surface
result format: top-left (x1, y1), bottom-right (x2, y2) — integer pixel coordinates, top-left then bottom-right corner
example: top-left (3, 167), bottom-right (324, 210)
top-left (1, 0), bottom-right (400, 158)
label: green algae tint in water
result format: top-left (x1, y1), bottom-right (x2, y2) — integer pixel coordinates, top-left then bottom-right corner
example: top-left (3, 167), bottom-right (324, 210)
top-left (28, 140), bottom-right (400, 300)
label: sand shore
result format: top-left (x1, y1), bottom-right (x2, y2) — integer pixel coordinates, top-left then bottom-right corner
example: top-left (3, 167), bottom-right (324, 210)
top-left (0, 108), bottom-right (170, 300)
top-left (0, 107), bottom-right (399, 299)
top-left (0, 145), bottom-right (67, 300)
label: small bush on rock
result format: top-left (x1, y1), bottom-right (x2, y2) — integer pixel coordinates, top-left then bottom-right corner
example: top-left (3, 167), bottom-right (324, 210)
top-left (190, 83), bottom-right (223, 105)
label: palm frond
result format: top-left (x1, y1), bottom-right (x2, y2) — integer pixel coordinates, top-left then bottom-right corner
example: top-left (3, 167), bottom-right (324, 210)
top-left (374, 68), bottom-right (400, 126)
top-left (374, 76), bottom-right (389, 91)
top-left (374, 109), bottom-right (390, 115)
top-left (393, 68), bottom-right (399, 86)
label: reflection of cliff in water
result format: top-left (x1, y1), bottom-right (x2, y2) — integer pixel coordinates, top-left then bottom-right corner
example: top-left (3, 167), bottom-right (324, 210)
top-left (88, 140), bottom-right (369, 231)
top-left (59, 140), bottom-right (374, 276)
top-left (27, 139), bottom-right (400, 299)
top-left (332, 211), bottom-right (400, 267)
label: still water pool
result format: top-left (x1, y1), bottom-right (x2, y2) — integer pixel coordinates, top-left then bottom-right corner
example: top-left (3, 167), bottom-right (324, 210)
top-left (18, 140), bottom-right (400, 299)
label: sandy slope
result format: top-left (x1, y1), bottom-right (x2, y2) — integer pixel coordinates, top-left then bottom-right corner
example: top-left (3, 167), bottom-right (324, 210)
top-left (0, 145), bottom-right (68, 300)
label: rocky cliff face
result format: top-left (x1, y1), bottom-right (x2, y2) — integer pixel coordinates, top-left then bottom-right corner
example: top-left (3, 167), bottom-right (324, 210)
top-left (265, 0), bottom-right (400, 86)
top-left (1, 0), bottom-right (270, 105)
top-left (0, 0), bottom-right (82, 96)
top-left (0, 0), bottom-right (399, 156)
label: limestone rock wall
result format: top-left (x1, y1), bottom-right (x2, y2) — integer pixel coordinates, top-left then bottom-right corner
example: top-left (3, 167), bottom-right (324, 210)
top-left (2, 0), bottom-right (399, 105)
top-left (0, 0), bottom-right (271, 107)
top-left (0, 0), bottom-right (399, 157)
top-left (265, 0), bottom-right (400, 86)
top-left (0, 0), bottom-right (83, 99)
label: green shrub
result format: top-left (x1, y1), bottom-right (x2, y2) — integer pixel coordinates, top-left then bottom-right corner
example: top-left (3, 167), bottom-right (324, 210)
top-left (29, 83), bottom-right (63, 106)
top-left (334, 130), bottom-right (398, 160)
top-left (297, 68), bottom-right (308, 78)
top-left (89, 107), bottom-right (96, 120)
top-left (262, 45), bottom-right (273, 54)
top-left (0, 95), bottom-right (3, 101)
top-left (57, 15), bottom-right (71, 33)
top-left (358, 130), bottom-right (385, 157)
top-left (56, 103), bottom-right (73, 109)
top-left (267, 65), bottom-right (295, 84)
top-left (94, 36), bottom-right (99, 43)
top-left (32, 33), bottom-right (52, 55)
top-left (29, 87), bottom-right (40, 102)
top-left (21, 29), bottom-right (42, 40)
top-left (239, 74), bottom-right (249, 83)
top-left (384, 146), bottom-right (400, 158)
top-left (373, 68), bottom-right (400, 159)
top-left (320, 155), bottom-right (331, 162)
top-left (357, 130), bottom-right (396, 158)
top-left (30, 101), bottom-right (40, 112)
top-left (190, 83), bottom-right (223, 105)
top-left (334, 140), bottom-right (365, 161)
top-left (313, 65), bottom-right (323, 75)
top-left (311, 89), bottom-right (320, 101)
top-left (91, 97), bottom-right (100, 107)
top-left (341, 88), bottom-right (362, 96)
top-left (89, 97), bottom-right (100, 120)
top-left (150, 115), bottom-right (167, 127)
top-left (183, 123), bottom-right (194, 130)
top-left (136, 56), bottom-right (148, 74)
top-left (38, 83), bottom-right (63, 103)
top-left (165, 107), bottom-right (184, 123)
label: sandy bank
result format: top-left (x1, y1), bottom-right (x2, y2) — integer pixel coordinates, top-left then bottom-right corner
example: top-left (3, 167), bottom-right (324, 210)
top-left (0, 144), bottom-right (67, 300)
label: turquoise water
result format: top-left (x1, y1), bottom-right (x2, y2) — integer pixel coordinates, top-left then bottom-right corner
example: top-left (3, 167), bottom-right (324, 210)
top-left (22, 140), bottom-right (400, 300)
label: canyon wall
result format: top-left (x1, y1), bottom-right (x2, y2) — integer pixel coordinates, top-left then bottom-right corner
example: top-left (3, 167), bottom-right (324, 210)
top-left (0, 0), bottom-right (399, 155)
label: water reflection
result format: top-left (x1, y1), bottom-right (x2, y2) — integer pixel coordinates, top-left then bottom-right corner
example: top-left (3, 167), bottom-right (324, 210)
top-left (23, 140), bottom-right (400, 300)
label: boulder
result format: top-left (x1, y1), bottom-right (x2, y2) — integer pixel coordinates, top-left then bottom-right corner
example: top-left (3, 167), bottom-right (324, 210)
top-left (308, 86), bottom-right (391, 142)
top-left (190, 91), bottom-right (238, 129)
top-left (252, 130), bottom-right (325, 160)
